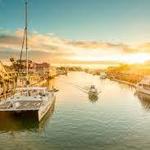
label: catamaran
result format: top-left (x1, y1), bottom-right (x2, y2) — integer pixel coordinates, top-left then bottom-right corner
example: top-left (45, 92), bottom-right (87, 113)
top-left (0, 0), bottom-right (56, 122)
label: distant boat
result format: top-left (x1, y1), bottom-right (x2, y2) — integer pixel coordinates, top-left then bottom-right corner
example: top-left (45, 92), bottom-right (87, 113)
top-left (0, 1), bottom-right (56, 122)
top-left (136, 76), bottom-right (150, 96)
top-left (88, 85), bottom-right (98, 96)
top-left (100, 72), bottom-right (107, 79)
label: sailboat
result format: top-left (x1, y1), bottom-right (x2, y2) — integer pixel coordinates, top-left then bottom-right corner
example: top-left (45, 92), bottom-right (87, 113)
top-left (0, 0), bottom-right (56, 122)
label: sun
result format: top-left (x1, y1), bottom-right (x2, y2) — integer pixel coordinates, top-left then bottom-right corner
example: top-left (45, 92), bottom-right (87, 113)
top-left (122, 53), bottom-right (150, 64)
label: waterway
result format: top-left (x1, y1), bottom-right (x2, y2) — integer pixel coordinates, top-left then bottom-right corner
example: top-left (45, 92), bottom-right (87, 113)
top-left (0, 72), bottom-right (150, 150)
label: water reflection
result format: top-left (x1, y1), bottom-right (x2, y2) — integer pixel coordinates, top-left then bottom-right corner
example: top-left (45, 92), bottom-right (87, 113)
top-left (0, 94), bottom-right (55, 133)
top-left (136, 92), bottom-right (150, 111)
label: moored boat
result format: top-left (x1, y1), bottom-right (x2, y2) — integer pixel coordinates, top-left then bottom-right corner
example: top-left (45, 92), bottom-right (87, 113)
top-left (0, 87), bottom-right (55, 122)
top-left (136, 76), bottom-right (150, 95)
top-left (100, 72), bottom-right (107, 79)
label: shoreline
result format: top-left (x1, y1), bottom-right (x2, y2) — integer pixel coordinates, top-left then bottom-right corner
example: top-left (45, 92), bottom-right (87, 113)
top-left (108, 78), bottom-right (136, 87)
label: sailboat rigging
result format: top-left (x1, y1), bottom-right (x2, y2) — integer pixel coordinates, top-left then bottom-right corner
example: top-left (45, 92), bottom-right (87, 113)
top-left (19, 0), bottom-right (29, 86)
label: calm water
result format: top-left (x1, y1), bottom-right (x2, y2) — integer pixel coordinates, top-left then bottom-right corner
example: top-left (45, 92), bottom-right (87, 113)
top-left (0, 72), bottom-right (150, 150)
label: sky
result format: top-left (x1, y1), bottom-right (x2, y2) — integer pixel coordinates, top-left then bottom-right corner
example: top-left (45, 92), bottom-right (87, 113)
top-left (1, 0), bottom-right (150, 65)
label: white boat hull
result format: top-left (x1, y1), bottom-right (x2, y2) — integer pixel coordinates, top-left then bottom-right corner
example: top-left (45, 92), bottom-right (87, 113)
top-left (0, 95), bottom-right (56, 122)
top-left (38, 96), bottom-right (55, 121)
top-left (136, 86), bottom-right (150, 96)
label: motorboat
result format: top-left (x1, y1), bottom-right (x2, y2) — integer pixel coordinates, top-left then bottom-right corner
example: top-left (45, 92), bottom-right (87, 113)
top-left (88, 85), bottom-right (98, 96)
top-left (88, 85), bottom-right (99, 101)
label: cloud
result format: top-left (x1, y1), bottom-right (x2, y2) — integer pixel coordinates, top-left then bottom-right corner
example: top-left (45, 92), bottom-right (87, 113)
top-left (0, 29), bottom-right (77, 63)
top-left (0, 29), bottom-right (150, 64)
top-left (138, 42), bottom-right (150, 52)
top-left (66, 40), bottom-right (138, 53)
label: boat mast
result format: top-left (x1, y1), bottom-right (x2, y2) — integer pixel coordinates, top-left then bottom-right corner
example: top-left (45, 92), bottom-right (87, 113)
top-left (25, 0), bottom-right (29, 86)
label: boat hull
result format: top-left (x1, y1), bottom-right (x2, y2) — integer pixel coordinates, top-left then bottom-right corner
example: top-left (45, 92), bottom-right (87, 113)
top-left (136, 86), bottom-right (150, 96)
top-left (0, 110), bottom-right (39, 121)
top-left (100, 76), bottom-right (107, 79)
top-left (38, 96), bottom-right (56, 121)
top-left (0, 96), bottom-right (56, 122)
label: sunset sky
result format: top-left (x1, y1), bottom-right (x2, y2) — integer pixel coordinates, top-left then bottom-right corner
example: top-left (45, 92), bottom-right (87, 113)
top-left (1, 0), bottom-right (150, 65)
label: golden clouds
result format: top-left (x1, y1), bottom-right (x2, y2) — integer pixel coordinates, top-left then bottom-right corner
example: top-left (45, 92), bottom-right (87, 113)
top-left (0, 29), bottom-right (150, 64)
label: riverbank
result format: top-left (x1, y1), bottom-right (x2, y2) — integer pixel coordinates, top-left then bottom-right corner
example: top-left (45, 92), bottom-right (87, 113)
top-left (105, 64), bottom-right (148, 88)
top-left (108, 78), bottom-right (136, 87)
